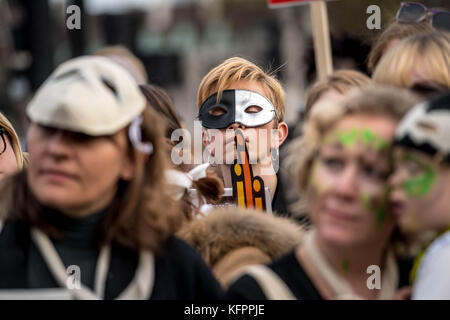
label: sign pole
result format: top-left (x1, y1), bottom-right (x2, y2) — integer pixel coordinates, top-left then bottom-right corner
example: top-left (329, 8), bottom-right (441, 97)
top-left (310, 0), bottom-right (333, 80)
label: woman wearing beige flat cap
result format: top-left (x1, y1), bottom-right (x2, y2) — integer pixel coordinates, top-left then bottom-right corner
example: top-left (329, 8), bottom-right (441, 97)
top-left (0, 56), bottom-right (223, 300)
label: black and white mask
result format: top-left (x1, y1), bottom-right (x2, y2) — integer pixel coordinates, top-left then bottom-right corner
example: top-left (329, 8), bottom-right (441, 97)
top-left (198, 89), bottom-right (275, 129)
top-left (395, 91), bottom-right (450, 163)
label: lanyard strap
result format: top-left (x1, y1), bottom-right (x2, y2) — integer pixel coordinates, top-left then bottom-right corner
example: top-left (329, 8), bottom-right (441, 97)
top-left (31, 228), bottom-right (154, 300)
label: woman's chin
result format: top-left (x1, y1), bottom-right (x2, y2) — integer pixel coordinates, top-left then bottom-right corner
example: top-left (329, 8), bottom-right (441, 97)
top-left (317, 225), bottom-right (360, 247)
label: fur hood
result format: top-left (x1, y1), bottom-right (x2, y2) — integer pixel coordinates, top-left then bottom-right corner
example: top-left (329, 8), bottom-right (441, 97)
top-left (178, 207), bottom-right (305, 268)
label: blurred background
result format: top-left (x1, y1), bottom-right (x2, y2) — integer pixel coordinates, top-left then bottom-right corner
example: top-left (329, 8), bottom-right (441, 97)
top-left (0, 0), bottom-right (448, 145)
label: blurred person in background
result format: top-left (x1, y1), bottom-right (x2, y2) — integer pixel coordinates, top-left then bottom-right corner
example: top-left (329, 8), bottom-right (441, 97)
top-left (226, 86), bottom-right (418, 300)
top-left (0, 56), bottom-right (223, 300)
top-left (373, 32), bottom-right (450, 99)
top-left (0, 111), bottom-right (26, 182)
top-left (95, 45), bottom-right (148, 85)
top-left (281, 70), bottom-right (372, 221)
top-left (139, 84), bottom-right (224, 221)
top-left (390, 92), bottom-right (450, 299)
top-left (367, 1), bottom-right (449, 74)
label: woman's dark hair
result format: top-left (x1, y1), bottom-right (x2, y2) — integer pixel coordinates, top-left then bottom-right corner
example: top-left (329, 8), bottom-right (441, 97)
top-left (139, 84), bottom-right (183, 141)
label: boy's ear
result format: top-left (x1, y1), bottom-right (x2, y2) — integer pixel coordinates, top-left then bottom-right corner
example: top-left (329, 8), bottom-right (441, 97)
top-left (273, 121), bottom-right (288, 149)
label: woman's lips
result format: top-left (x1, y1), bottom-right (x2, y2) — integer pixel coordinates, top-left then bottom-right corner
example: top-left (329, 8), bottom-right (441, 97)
top-left (389, 200), bottom-right (405, 217)
top-left (41, 169), bottom-right (78, 182)
top-left (324, 206), bottom-right (359, 223)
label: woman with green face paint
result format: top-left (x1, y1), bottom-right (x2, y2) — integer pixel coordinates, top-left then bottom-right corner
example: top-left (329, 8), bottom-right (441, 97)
top-left (226, 86), bottom-right (418, 300)
top-left (390, 92), bottom-right (450, 299)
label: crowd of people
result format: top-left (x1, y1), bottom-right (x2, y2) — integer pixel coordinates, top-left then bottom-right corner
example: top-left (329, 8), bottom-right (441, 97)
top-left (0, 2), bottom-right (449, 300)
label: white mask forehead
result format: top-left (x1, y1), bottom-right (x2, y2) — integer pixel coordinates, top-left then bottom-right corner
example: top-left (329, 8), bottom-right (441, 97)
top-left (234, 90), bottom-right (275, 127)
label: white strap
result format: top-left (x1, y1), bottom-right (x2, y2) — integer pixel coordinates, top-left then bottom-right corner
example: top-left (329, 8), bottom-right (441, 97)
top-left (117, 250), bottom-right (154, 300)
top-left (240, 265), bottom-right (296, 300)
top-left (31, 228), bottom-right (99, 300)
top-left (94, 245), bottom-right (110, 299)
top-left (31, 228), bottom-right (154, 300)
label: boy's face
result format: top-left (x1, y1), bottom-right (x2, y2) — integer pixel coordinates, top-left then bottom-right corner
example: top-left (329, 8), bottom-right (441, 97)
top-left (202, 80), bottom-right (287, 167)
top-left (389, 148), bottom-right (450, 233)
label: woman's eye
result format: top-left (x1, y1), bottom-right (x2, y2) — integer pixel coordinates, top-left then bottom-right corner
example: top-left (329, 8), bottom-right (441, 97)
top-left (322, 157), bottom-right (345, 171)
top-left (39, 125), bottom-right (57, 136)
top-left (362, 164), bottom-right (387, 180)
top-left (405, 161), bottom-right (425, 176)
top-left (245, 106), bottom-right (262, 114)
top-left (72, 132), bottom-right (94, 143)
top-left (208, 107), bottom-right (227, 116)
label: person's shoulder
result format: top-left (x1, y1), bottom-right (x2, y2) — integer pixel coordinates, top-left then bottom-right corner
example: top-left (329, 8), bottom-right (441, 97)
top-left (413, 232), bottom-right (450, 299)
top-left (268, 248), bottom-right (322, 299)
top-left (226, 249), bottom-right (312, 300)
top-left (0, 218), bottom-right (29, 245)
top-left (153, 235), bottom-right (224, 299)
top-left (225, 273), bottom-right (268, 300)
top-left (159, 235), bottom-right (205, 263)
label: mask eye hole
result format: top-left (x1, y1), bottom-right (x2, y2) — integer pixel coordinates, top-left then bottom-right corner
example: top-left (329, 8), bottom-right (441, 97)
top-left (245, 105), bottom-right (262, 114)
top-left (208, 106), bottom-right (228, 116)
top-left (416, 121), bottom-right (437, 133)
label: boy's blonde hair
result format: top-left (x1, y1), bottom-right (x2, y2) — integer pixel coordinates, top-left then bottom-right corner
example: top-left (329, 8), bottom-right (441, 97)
top-left (197, 57), bottom-right (286, 123)
top-left (373, 32), bottom-right (450, 89)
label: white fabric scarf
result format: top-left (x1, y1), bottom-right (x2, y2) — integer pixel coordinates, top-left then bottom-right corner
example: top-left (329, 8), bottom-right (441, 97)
top-left (303, 229), bottom-right (398, 300)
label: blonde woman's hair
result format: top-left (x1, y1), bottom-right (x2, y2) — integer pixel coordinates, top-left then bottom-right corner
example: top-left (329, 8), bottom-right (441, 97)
top-left (197, 57), bottom-right (286, 123)
top-left (373, 32), bottom-right (450, 89)
top-left (289, 86), bottom-right (418, 213)
top-left (0, 112), bottom-right (25, 169)
top-left (367, 20), bottom-right (435, 74)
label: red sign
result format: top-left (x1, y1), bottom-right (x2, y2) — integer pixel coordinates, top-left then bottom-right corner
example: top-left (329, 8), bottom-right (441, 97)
top-left (268, 0), bottom-right (311, 8)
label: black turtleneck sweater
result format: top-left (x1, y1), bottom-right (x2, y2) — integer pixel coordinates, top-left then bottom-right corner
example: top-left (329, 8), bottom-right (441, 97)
top-left (27, 208), bottom-right (106, 290)
top-left (0, 209), bottom-right (224, 300)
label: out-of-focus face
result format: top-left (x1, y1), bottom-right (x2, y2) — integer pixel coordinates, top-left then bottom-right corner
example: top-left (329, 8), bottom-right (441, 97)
top-left (26, 124), bottom-right (135, 217)
top-left (307, 114), bottom-right (397, 249)
top-left (0, 129), bottom-right (18, 181)
top-left (389, 148), bottom-right (450, 233)
top-left (202, 80), bottom-right (287, 166)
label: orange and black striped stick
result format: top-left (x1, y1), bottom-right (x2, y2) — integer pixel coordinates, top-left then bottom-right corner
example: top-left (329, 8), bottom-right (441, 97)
top-left (231, 129), bottom-right (266, 211)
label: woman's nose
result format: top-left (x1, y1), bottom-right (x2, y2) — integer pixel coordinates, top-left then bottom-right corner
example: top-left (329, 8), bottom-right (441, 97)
top-left (46, 131), bottom-right (72, 160)
top-left (334, 165), bottom-right (359, 200)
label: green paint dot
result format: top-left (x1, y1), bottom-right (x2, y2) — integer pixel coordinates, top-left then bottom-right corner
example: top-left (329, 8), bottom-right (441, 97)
top-left (361, 193), bottom-right (371, 211)
top-left (376, 205), bottom-right (387, 228)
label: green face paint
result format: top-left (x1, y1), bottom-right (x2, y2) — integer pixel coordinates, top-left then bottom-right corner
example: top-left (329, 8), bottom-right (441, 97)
top-left (360, 188), bottom-right (390, 228)
top-left (402, 159), bottom-right (436, 197)
top-left (342, 259), bottom-right (350, 274)
top-left (325, 128), bottom-right (390, 151)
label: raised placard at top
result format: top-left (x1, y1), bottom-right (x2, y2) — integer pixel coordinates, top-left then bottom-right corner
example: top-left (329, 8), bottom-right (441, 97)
top-left (268, 0), bottom-right (312, 8)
